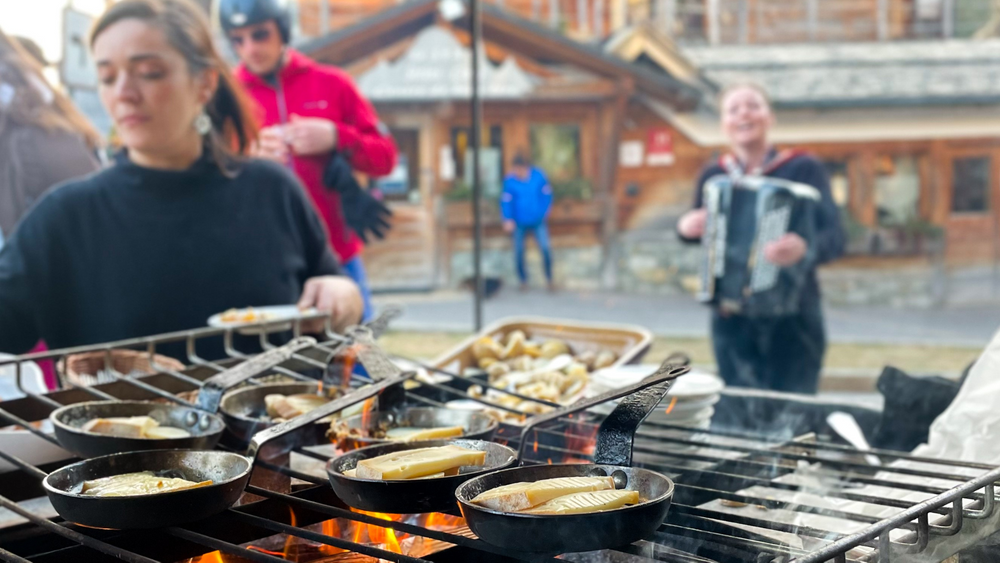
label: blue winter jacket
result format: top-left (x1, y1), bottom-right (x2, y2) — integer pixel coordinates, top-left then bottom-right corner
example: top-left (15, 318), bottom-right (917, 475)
top-left (500, 167), bottom-right (553, 227)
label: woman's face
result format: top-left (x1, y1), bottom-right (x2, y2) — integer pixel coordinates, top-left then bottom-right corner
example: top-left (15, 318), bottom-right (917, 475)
top-left (93, 19), bottom-right (212, 160)
top-left (721, 86), bottom-right (773, 150)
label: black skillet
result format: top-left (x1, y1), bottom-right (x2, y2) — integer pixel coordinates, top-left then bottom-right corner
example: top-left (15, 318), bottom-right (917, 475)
top-left (1, 370), bottom-right (418, 530)
top-left (326, 359), bottom-right (687, 515)
top-left (454, 359), bottom-right (683, 554)
top-left (44, 337), bottom-right (319, 459)
top-left (217, 319), bottom-right (402, 446)
top-left (331, 406), bottom-right (499, 450)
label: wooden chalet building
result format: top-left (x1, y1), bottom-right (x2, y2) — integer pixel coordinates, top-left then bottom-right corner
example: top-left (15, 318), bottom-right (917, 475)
top-left (298, 0), bottom-right (701, 291)
top-left (293, 1), bottom-right (1000, 303)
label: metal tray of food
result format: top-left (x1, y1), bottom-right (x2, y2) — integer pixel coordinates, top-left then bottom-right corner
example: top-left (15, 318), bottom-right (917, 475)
top-left (432, 316), bottom-right (653, 374)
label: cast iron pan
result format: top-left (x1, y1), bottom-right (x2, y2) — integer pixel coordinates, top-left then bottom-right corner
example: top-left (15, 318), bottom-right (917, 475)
top-left (326, 359), bottom-right (687, 515)
top-left (4, 371), bottom-right (417, 529)
top-left (332, 407), bottom-right (499, 450)
top-left (454, 359), bottom-right (684, 554)
top-left (327, 438), bottom-right (516, 513)
top-left (44, 337), bottom-right (318, 459)
top-left (218, 381), bottom-right (336, 446)
top-left (217, 320), bottom-right (405, 446)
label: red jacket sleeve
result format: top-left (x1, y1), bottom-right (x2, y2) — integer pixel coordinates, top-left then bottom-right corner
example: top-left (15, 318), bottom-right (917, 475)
top-left (335, 75), bottom-right (397, 177)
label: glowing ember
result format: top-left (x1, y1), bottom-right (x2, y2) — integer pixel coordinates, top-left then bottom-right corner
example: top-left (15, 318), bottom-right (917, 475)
top-left (664, 396), bottom-right (678, 416)
top-left (188, 551), bottom-right (224, 563)
top-left (247, 545), bottom-right (286, 557)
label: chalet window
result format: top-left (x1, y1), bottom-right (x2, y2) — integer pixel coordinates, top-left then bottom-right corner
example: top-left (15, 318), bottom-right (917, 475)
top-left (450, 125), bottom-right (504, 199)
top-left (529, 124), bottom-right (589, 199)
top-left (874, 155), bottom-right (921, 227)
top-left (951, 157), bottom-right (991, 213)
top-left (375, 128), bottom-right (419, 202)
top-left (822, 160), bottom-right (850, 208)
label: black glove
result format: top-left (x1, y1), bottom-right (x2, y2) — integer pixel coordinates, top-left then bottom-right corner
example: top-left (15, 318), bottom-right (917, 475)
top-left (323, 152), bottom-right (392, 243)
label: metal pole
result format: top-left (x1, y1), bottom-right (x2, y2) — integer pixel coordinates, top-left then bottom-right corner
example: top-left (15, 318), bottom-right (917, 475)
top-left (471, 0), bottom-right (485, 331)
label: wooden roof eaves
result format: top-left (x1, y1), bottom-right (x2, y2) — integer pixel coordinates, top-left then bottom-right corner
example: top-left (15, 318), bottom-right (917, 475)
top-left (478, 5), bottom-right (701, 109)
top-left (296, 0), bottom-right (439, 66)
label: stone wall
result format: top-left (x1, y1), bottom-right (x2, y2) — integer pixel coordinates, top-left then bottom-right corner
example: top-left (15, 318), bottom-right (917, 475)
top-left (449, 243), bottom-right (603, 291)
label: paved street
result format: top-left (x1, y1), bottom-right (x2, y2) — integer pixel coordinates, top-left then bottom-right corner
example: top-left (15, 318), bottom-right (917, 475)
top-left (375, 289), bottom-right (1000, 347)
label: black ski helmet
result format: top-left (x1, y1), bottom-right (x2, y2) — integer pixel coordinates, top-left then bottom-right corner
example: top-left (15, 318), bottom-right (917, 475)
top-left (218, 0), bottom-right (291, 43)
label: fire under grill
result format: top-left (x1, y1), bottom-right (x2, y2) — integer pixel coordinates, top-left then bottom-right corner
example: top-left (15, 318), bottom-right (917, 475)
top-left (0, 321), bottom-right (998, 563)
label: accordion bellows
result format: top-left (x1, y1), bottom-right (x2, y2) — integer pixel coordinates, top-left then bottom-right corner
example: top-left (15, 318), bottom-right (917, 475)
top-left (698, 174), bottom-right (821, 318)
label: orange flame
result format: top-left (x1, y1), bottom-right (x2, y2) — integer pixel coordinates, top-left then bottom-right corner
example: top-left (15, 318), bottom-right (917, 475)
top-left (341, 344), bottom-right (362, 388)
top-left (547, 458), bottom-right (553, 464)
top-left (563, 419), bottom-right (599, 463)
top-left (664, 396), bottom-right (678, 416)
top-left (282, 506), bottom-right (297, 559)
top-left (247, 546), bottom-right (286, 557)
top-left (532, 440), bottom-right (538, 454)
top-left (359, 397), bottom-right (377, 430)
top-left (350, 509), bottom-right (403, 553)
top-left (189, 552), bottom-right (224, 563)
top-left (320, 520), bottom-right (345, 555)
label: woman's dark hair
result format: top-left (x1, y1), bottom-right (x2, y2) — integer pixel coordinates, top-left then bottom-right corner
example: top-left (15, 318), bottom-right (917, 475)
top-left (512, 151), bottom-right (529, 167)
top-left (90, 0), bottom-right (259, 173)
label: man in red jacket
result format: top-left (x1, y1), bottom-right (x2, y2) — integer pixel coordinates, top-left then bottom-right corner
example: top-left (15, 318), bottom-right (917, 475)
top-left (219, 0), bottom-right (396, 321)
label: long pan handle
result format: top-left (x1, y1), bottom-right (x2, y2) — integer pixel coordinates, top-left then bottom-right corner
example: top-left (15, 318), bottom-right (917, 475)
top-left (248, 370), bottom-right (416, 460)
top-left (592, 377), bottom-right (675, 466)
top-left (196, 336), bottom-right (317, 413)
top-left (516, 358), bottom-right (688, 461)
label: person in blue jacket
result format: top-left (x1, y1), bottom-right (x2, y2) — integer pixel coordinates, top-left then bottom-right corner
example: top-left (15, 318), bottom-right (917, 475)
top-left (501, 152), bottom-right (554, 291)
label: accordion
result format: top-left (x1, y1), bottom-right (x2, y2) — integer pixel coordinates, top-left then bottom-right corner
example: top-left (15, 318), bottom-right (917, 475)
top-left (697, 174), bottom-right (821, 318)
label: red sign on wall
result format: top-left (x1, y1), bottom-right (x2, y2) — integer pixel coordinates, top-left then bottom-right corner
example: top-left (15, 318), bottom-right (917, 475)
top-left (646, 128), bottom-right (675, 166)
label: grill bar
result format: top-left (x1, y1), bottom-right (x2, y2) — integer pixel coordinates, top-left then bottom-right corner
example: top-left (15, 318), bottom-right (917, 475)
top-left (223, 510), bottom-right (431, 563)
top-left (3, 326), bottom-right (1000, 563)
top-left (0, 546), bottom-right (33, 563)
top-left (0, 496), bottom-right (159, 563)
top-left (165, 527), bottom-right (285, 563)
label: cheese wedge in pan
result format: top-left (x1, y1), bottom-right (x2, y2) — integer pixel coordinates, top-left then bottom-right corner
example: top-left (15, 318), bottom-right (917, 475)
top-left (519, 489), bottom-right (640, 515)
top-left (355, 445), bottom-right (486, 480)
top-left (81, 471), bottom-right (212, 497)
top-left (384, 426), bottom-right (465, 442)
top-left (81, 416), bottom-right (158, 438)
top-left (471, 476), bottom-right (616, 512)
top-left (342, 467), bottom-right (459, 479)
top-left (143, 426), bottom-right (192, 439)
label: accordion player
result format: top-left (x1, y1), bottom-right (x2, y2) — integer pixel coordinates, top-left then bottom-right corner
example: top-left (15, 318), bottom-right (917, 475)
top-left (697, 173), bottom-right (822, 318)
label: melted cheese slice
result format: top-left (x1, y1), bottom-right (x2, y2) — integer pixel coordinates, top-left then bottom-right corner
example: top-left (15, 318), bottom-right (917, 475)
top-left (355, 445), bottom-right (486, 480)
top-left (143, 426), bottom-right (192, 439)
top-left (82, 416), bottom-right (158, 438)
top-left (385, 426), bottom-right (465, 442)
top-left (342, 467), bottom-right (458, 479)
top-left (520, 489), bottom-right (640, 515)
top-left (81, 471), bottom-right (212, 497)
top-left (471, 476), bottom-right (616, 512)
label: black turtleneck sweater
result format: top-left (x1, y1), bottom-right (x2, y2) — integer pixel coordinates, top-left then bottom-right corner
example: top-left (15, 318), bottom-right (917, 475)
top-left (0, 154), bottom-right (340, 359)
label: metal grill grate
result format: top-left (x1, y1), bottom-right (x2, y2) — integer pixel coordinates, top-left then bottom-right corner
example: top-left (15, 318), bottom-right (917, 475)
top-left (0, 319), bottom-right (998, 563)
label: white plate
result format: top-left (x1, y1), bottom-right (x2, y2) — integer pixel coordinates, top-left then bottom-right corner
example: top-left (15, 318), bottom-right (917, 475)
top-left (207, 306), bottom-right (319, 335)
top-left (0, 420), bottom-right (72, 473)
top-left (0, 354), bottom-right (46, 401)
top-left (590, 366), bottom-right (724, 400)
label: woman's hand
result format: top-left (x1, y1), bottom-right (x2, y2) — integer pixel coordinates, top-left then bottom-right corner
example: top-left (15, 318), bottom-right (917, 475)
top-left (678, 208), bottom-right (708, 239)
top-left (286, 114), bottom-right (338, 156)
top-left (764, 233), bottom-right (807, 266)
top-left (297, 276), bottom-right (363, 334)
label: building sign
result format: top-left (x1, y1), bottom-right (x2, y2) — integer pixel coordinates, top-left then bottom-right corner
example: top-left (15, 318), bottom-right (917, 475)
top-left (619, 140), bottom-right (644, 168)
top-left (646, 128), bottom-right (675, 167)
top-left (61, 8), bottom-right (98, 89)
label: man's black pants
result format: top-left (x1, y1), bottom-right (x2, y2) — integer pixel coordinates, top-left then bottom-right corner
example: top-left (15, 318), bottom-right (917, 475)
top-left (710, 305), bottom-right (826, 394)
